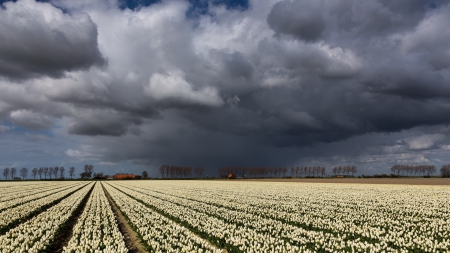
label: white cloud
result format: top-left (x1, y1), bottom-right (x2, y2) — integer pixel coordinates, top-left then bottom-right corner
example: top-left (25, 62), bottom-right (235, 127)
top-left (145, 71), bottom-right (223, 106)
top-left (10, 110), bottom-right (53, 130)
top-left (404, 134), bottom-right (444, 150)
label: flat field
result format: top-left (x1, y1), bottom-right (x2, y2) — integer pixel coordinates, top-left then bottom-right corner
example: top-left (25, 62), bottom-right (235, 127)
top-left (246, 177), bottom-right (450, 185)
top-left (0, 180), bottom-right (449, 252)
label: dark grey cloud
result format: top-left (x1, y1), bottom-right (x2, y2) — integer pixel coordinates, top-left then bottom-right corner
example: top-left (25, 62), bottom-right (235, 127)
top-left (68, 110), bottom-right (143, 136)
top-left (0, 0), bottom-right (105, 80)
top-left (267, 0), bottom-right (326, 42)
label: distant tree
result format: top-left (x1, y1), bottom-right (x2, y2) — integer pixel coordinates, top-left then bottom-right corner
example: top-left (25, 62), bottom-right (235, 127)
top-left (48, 167), bottom-right (53, 179)
top-left (53, 166), bottom-right (59, 179)
top-left (80, 164), bottom-right (94, 179)
top-left (59, 167), bottom-right (65, 179)
top-left (441, 165), bottom-right (450, 178)
top-left (38, 167), bottom-right (43, 179)
top-left (320, 167), bottom-right (326, 177)
top-left (31, 168), bottom-right (38, 180)
top-left (93, 172), bottom-right (104, 178)
top-left (350, 166), bottom-right (357, 175)
top-left (194, 167), bottom-right (204, 178)
top-left (159, 165), bottom-right (165, 178)
top-left (142, 171), bottom-right (149, 179)
top-left (44, 167), bottom-right (49, 179)
top-left (20, 168), bottom-right (28, 180)
top-left (427, 165), bottom-right (436, 177)
top-left (10, 167), bottom-right (16, 180)
top-left (3, 168), bottom-right (10, 180)
top-left (69, 167), bottom-right (75, 179)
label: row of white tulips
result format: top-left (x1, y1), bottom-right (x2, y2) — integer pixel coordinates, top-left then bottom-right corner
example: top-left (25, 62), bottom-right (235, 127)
top-left (63, 182), bottom-right (127, 253)
top-left (0, 182), bottom-right (82, 211)
top-left (0, 182), bottom-right (86, 230)
top-left (0, 182), bottom-right (54, 200)
top-left (103, 183), bottom-right (222, 253)
top-left (113, 181), bottom-right (450, 253)
top-left (0, 181), bottom-right (46, 190)
top-left (0, 182), bottom-right (93, 253)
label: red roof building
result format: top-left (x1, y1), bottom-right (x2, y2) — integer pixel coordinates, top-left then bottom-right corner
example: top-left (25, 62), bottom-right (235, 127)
top-left (113, 174), bottom-right (136, 179)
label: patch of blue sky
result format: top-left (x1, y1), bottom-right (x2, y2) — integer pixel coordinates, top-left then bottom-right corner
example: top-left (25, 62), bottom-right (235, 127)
top-left (2, 120), bottom-right (54, 138)
top-left (118, 0), bottom-right (248, 11)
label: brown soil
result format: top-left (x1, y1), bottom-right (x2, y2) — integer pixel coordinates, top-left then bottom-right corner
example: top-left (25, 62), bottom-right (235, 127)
top-left (101, 183), bottom-right (148, 253)
top-left (234, 178), bottom-right (450, 185)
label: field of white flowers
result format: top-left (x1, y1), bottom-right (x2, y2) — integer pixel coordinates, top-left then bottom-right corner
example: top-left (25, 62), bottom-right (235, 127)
top-left (0, 180), bottom-right (449, 252)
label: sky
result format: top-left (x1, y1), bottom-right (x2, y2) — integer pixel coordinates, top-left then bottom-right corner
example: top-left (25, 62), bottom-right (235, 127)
top-left (0, 0), bottom-right (450, 177)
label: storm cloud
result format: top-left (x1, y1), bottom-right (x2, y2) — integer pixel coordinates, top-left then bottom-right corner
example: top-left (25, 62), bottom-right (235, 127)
top-left (1, 0), bottom-right (450, 175)
top-left (0, 0), bottom-right (105, 80)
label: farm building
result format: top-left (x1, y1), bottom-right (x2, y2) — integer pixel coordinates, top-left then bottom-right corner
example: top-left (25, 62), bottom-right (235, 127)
top-left (113, 174), bottom-right (136, 179)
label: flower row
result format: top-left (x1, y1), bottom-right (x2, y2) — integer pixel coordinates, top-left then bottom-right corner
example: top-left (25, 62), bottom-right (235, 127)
top-left (63, 182), bottom-right (127, 253)
top-left (0, 182), bottom-right (93, 253)
top-left (0, 182), bottom-right (82, 212)
top-left (0, 182), bottom-right (86, 231)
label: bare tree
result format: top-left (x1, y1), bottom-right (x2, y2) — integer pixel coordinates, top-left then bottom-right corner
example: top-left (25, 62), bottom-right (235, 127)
top-left (194, 167), bottom-right (204, 178)
top-left (43, 167), bottom-right (49, 179)
top-left (80, 164), bottom-right (94, 179)
top-left (351, 166), bottom-right (357, 175)
top-left (31, 168), bottom-right (38, 180)
top-left (59, 167), bottom-right (65, 179)
top-left (3, 168), bottom-right (10, 180)
top-left (159, 165), bottom-right (165, 178)
top-left (69, 167), bottom-right (75, 179)
top-left (48, 167), bottom-right (53, 179)
top-left (441, 165), bottom-right (450, 178)
top-left (20, 168), bottom-right (28, 180)
top-left (10, 167), bottom-right (16, 180)
top-left (320, 167), bottom-right (326, 177)
top-left (53, 166), bottom-right (59, 179)
top-left (38, 167), bottom-right (43, 180)
top-left (142, 171), bottom-right (149, 179)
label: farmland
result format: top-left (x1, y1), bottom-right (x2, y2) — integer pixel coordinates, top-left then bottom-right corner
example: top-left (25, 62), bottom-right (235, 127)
top-left (0, 181), bottom-right (449, 252)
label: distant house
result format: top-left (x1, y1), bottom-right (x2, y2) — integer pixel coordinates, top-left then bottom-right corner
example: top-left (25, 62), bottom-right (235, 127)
top-left (105, 175), bottom-right (113, 179)
top-left (113, 174), bottom-right (136, 179)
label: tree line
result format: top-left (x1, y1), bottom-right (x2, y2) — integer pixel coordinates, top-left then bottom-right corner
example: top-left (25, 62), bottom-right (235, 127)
top-left (218, 166), bottom-right (331, 178)
top-left (292, 166), bottom-right (327, 177)
top-left (218, 167), bottom-right (285, 178)
top-left (159, 165), bottom-right (204, 178)
top-left (390, 165), bottom-right (436, 177)
top-left (2, 165), bottom-right (94, 180)
top-left (332, 166), bottom-right (357, 176)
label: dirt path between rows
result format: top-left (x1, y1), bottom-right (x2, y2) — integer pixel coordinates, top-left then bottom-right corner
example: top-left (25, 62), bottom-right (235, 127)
top-left (101, 183), bottom-right (148, 253)
top-left (230, 178), bottom-right (450, 185)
